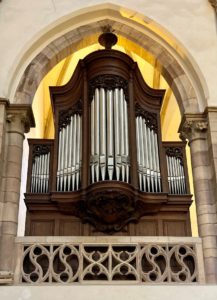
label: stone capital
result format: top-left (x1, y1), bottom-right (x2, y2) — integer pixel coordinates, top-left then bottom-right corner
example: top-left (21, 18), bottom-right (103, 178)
top-left (179, 113), bottom-right (208, 143)
top-left (6, 104), bottom-right (35, 134)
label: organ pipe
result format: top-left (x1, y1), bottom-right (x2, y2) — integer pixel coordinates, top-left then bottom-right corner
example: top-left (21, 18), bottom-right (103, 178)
top-left (114, 88), bottom-right (121, 181)
top-left (166, 153), bottom-right (187, 195)
top-left (30, 151), bottom-right (50, 193)
top-left (56, 112), bottom-right (82, 192)
top-left (136, 115), bottom-right (161, 193)
top-left (90, 87), bottom-right (130, 183)
top-left (99, 88), bottom-right (106, 181)
top-left (107, 90), bottom-right (114, 180)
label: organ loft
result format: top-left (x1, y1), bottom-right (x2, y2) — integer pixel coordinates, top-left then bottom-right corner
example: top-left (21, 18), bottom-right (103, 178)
top-left (24, 29), bottom-right (192, 236)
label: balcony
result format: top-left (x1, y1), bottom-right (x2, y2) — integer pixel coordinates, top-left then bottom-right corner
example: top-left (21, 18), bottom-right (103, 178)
top-left (13, 236), bottom-right (205, 284)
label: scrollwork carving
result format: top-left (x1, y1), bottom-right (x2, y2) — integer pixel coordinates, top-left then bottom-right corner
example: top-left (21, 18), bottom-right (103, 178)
top-left (89, 75), bottom-right (128, 101)
top-left (78, 191), bottom-right (138, 233)
top-left (135, 103), bottom-right (158, 132)
top-left (32, 144), bottom-right (51, 161)
top-left (59, 100), bottom-right (82, 129)
top-left (165, 147), bottom-right (184, 165)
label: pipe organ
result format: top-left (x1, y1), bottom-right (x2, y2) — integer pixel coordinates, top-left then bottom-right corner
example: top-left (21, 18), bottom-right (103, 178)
top-left (25, 31), bottom-right (192, 237)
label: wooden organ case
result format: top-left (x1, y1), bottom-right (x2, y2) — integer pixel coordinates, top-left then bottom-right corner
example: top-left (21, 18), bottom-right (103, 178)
top-left (25, 32), bottom-right (192, 236)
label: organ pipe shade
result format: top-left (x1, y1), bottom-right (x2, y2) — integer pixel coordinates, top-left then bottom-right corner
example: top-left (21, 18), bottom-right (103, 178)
top-left (56, 113), bottom-right (82, 191)
top-left (90, 87), bottom-right (130, 183)
top-left (136, 116), bottom-right (161, 192)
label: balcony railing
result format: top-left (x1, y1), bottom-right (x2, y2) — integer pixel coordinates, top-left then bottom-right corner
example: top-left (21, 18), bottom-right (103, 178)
top-left (14, 237), bottom-right (205, 284)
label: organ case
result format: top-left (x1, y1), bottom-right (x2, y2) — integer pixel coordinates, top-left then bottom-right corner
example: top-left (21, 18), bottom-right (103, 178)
top-left (24, 47), bottom-right (192, 236)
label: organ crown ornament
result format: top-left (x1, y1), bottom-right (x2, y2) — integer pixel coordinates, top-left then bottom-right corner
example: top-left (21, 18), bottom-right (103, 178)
top-left (98, 26), bottom-right (118, 49)
top-left (24, 33), bottom-right (192, 236)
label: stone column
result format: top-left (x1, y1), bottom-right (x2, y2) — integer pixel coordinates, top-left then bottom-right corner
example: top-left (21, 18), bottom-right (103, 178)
top-left (0, 104), bottom-right (34, 276)
top-left (0, 99), bottom-right (9, 240)
top-left (180, 113), bottom-right (217, 283)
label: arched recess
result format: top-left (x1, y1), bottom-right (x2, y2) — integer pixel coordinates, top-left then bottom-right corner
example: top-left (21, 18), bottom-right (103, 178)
top-left (9, 4), bottom-right (208, 116)
top-left (1, 4), bottom-right (215, 283)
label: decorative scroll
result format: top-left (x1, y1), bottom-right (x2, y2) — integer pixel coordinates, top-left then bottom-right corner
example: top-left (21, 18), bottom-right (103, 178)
top-left (21, 242), bottom-right (198, 284)
top-left (89, 75), bottom-right (128, 101)
top-left (135, 103), bottom-right (158, 132)
top-left (31, 145), bottom-right (51, 193)
top-left (165, 147), bottom-right (186, 194)
top-left (78, 190), bottom-right (137, 233)
top-left (58, 100), bottom-right (82, 129)
top-left (136, 115), bottom-right (161, 192)
top-left (165, 147), bottom-right (184, 165)
top-left (32, 144), bottom-right (50, 162)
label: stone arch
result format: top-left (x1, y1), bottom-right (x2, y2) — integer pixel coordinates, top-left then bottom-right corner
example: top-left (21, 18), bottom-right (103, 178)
top-left (9, 4), bottom-right (208, 116)
top-left (0, 4), bottom-right (216, 284)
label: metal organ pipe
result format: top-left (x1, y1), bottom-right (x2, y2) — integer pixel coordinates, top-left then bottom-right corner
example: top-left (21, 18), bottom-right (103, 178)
top-left (68, 116), bottom-right (73, 191)
top-left (120, 88), bottom-right (125, 181)
top-left (166, 152), bottom-right (187, 195)
top-left (154, 133), bottom-right (161, 192)
top-left (136, 117), bottom-right (142, 190)
top-left (56, 109), bottom-right (82, 192)
top-left (91, 98), bottom-right (95, 183)
top-left (99, 88), bottom-right (106, 181)
top-left (124, 96), bottom-right (129, 183)
top-left (94, 89), bottom-right (100, 182)
top-left (114, 88), bottom-right (121, 181)
top-left (107, 90), bottom-right (114, 180)
top-left (136, 115), bottom-right (161, 193)
top-left (72, 114), bottom-right (77, 191)
top-left (30, 149), bottom-right (50, 193)
top-left (76, 115), bottom-right (81, 190)
top-left (90, 87), bottom-right (130, 184)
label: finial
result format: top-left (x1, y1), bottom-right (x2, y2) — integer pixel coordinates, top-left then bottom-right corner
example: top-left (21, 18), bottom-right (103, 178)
top-left (98, 26), bottom-right (118, 50)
